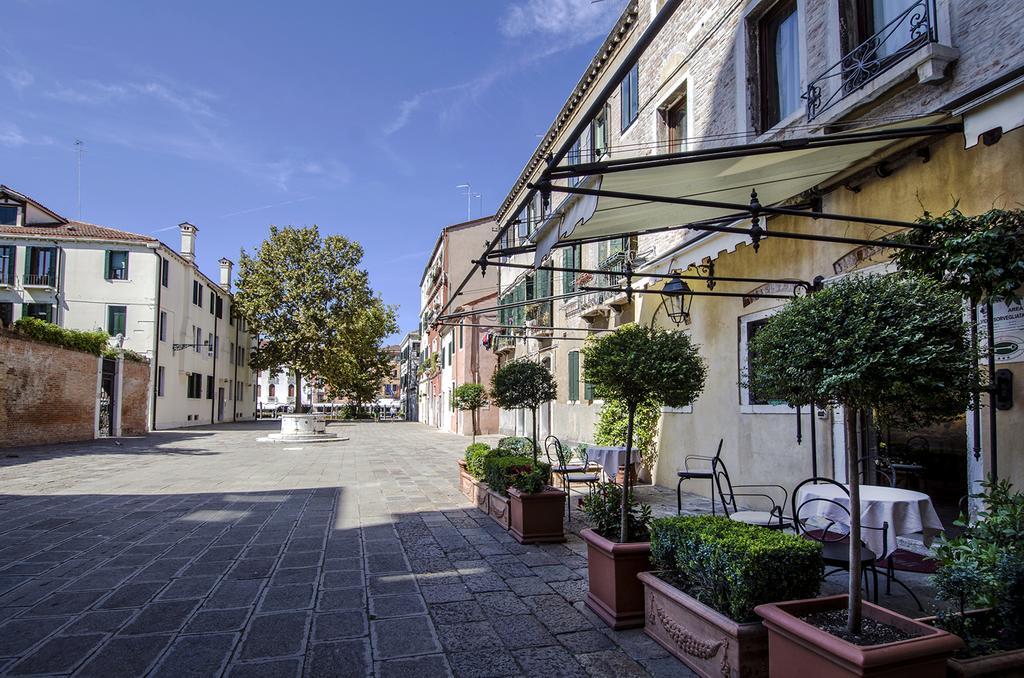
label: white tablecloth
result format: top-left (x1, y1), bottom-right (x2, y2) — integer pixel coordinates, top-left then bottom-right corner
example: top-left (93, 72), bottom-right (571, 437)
top-left (795, 483), bottom-right (944, 558)
top-left (586, 445), bottom-right (637, 480)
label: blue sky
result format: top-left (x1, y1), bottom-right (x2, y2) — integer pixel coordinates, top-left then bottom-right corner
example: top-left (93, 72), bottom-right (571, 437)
top-left (1, 0), bottom-right (628, 340)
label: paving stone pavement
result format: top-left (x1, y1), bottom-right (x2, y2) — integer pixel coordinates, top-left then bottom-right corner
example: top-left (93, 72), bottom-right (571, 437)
top-left (0, 421), bottom-right (698, 677)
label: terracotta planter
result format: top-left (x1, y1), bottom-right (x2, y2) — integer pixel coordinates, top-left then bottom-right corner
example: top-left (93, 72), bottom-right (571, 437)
top-left (508, 486), bottom-right (566, 544)
top-left (458, 460), bottom-right (480, 503)
top-left (756, 595), bottom-right (963, 678)
top-left (918, 610), bottom-right (1024, 677)
top-left (639, 571), bottom-right (768, 678)
top-left (581, 527), bottom-right (650, 630)
top-left (487, 488), bottom-right (511, 530)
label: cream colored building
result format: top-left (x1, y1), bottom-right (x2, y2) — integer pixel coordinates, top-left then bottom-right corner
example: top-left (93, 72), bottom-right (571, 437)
top-left (0, 185), bottom-right (257, 431)
top-left (462, 0), bottom-right (1024, 514)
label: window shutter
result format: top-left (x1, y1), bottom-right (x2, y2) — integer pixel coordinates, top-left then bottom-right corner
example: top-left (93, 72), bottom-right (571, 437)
top-left (562, 249), bottom-right (573, 293)
top-left (568, 352), bottom-right (580, 402)
top-left (104, 251), bottom-right (111, 280)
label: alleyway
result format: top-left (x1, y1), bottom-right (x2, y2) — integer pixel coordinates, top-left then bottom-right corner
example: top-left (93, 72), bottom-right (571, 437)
top-left (0, 422), bottom-right (695, 677)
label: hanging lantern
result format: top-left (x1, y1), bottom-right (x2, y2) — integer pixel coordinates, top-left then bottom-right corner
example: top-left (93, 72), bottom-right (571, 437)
top-left (663, 276), bottom-right (693, 326)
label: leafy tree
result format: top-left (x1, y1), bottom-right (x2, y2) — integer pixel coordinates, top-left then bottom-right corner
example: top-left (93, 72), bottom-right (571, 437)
top-left (490, 361), bottom-right (556, 462)
top-left (582, 324), bottom-right (706, 543)
top-left (320, 302), bottom-right (398, 410)
top-left (747, 273), bottom-right (975, 634)
top-left (453, 383), bottom-right (488, 444)
top-left (594, 397), bottom-right (662, 474)
top-left (234, 225), bottom-right (379, 411)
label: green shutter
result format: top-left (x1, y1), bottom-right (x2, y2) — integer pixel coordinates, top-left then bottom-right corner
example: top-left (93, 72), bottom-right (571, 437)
top-left (568, 352), bottom-right (580, 402)
top-left (562, 249), bottom-right (573, 293)
top-left (459, 324), bottom-right (463, 348)
top-left (104, 251), bottom-right (111, 280)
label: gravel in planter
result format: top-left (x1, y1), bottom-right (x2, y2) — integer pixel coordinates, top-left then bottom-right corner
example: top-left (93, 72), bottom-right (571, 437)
top-left (800, 610), bottom-right (920, 646)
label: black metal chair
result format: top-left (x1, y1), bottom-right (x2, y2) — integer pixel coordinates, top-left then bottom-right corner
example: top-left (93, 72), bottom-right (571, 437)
top-left (544, 435), bottom-right (599, 520)
top-left (712, 453), bottom-right (791, 529)
top-left (676, 439), bottom-right (722, 515)
top-left (791, 477), bottom-right (885, 603)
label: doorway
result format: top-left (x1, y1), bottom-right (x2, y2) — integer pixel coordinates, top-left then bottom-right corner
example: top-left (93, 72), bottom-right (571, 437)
top-left (218, 388), bottom-right (225, 422)
top-left (98, 358), bottom-right (117, 437)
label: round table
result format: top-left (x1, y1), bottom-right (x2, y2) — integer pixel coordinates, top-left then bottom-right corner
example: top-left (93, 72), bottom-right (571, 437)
top-left (586, 445), bottom-right (638, 481)
top-left (794, 483), bottom-right (944, 558)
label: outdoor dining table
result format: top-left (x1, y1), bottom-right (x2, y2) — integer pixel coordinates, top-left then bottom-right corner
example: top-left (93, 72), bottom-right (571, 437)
top-left (795, 482), bottom-right (944, 559)
top-left (586, 445), bottom-right (638, 482)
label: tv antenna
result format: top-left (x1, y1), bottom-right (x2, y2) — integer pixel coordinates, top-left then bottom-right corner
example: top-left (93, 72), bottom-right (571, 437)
top-left (74, 139), bottom-right (85, 219)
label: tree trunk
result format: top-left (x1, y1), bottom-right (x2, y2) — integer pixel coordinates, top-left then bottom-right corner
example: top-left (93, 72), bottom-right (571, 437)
top-left (471, 408), bottom-right (477, 445)
top-left (619, 404), bottom-right (636, 544)
top-left (846, 411), bottom-right (863, 635)
top-left (531, 407), bottom-right (539, 463)
top-left (294, 368), bottom-right (303, 412)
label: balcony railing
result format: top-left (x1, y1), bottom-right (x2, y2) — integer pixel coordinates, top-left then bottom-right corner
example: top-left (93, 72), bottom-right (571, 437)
top-left (0, 269), bottom-right (12, 286)
top-left (804, 0), bottom-right (937, 121)
top-left (573, 250), bottom-right (638, 315)
top-left (23, 273), bottom-right (54, 287)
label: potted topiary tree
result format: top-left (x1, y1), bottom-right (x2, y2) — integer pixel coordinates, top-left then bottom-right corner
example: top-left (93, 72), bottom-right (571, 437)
top-left (453, 383), bottom-right (488, 444)
top-left (749, 274), bottom-right (972, 677)
top-left (580, 324), bottom-right (706, 629)
top-left (483, 454), bottom-right (566, 544)
top-left (490, 360), bottom-right (557, 462)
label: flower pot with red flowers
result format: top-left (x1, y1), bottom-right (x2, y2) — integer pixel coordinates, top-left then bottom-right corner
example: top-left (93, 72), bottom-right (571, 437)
top-left (641, 515), bottom-right (823, 678)
top-left (484, 455), bottom-right (565, 544)
top-left (580, 324), bottom-right (707, 630)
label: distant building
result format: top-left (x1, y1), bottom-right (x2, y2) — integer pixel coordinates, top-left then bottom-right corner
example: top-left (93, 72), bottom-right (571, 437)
top-left (0, 184), bottom-right (257, 430)
top-left (398, 332), bottom-right (420, 421)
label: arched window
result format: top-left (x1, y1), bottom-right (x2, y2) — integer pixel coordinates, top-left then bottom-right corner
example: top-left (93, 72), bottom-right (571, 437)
top-left (288, 384), bottom-right (295, 398)
top-left (268, 384), bottom-right (276, 398)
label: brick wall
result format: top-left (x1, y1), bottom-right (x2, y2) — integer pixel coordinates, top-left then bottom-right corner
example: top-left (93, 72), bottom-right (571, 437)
top-left (0, 329), bottom-right (150, 448)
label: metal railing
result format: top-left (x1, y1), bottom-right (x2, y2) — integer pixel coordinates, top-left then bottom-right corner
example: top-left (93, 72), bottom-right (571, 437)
top-left (804, 0), bottom-right (937, 121)
top-left (23, 273), bottom-right (54, 287)
top-left (574, 250), bottom-right (637, 314)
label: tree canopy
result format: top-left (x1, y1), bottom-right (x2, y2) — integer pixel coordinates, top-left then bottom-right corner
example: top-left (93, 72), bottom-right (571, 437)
top-left (490, 361), bottom-right (556, 412)
top-left (453, 383), bottom-right (489, 443)
top-left (234, 225), bottom-right (396, 408)
top-left (746, 273), bottom-right (975, 429)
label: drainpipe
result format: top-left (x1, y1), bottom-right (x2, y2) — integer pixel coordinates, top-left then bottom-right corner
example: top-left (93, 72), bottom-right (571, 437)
top-left (149, 246), bottom-right (162, 431)
top-left (232, 312), bottom-right (239, 421)
top-left (53, 240), bottom-right (64, 326)
top-left (211, 295), bottom-right (218, 424)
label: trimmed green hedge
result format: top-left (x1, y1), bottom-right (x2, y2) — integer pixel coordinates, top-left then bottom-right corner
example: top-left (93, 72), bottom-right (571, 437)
top-left (497, 436), bottom-right (535, 456)
top-left (483, 455), bottom-right (551, 497)
top-left (650, 515), bottom-right (823, 623)
top-left (14, 317), bottom-right (109, 356)
top-left (464, 443), bottom-right (491, 478)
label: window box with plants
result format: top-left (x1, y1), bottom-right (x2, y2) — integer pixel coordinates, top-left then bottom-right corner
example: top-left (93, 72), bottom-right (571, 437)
top-left (580, 324), bottom-right (707, 629)
top-left (640, 515), bottom-right (822, 678)
top-left (485, 454), bottom-right (565, 544)
top-left (748, 274), bottom-right (970, 677)
top-left (917, 478), bottom-right (1024, 677)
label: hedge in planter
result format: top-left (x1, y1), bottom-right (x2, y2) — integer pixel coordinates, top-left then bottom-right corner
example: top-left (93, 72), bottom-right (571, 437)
top-left (483, 455), bottom-right (551, 497)
top-left (650, 515), bottom-right (823, 623)
top-left (464, 443), bottom-right (492, 480)
top-left (490, 361), bottom-right (557, 462)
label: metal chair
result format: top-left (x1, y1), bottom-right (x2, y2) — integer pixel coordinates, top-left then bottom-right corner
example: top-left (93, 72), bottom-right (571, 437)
top-left (676, 439), bottom-right (722, 515)
top-left (791, 477), bottom-right (885, 603)
top-left (544, 436), bottom-right (599, 520)
top-left (712, 453), bottom-right (791, 529)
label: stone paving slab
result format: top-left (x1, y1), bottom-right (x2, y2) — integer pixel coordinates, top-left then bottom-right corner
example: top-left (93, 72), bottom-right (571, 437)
top-left (0, 421), bottom-right (703, 676)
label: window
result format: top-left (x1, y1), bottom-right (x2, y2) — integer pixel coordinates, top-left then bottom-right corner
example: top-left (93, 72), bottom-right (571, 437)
top-left (215, 296), bottom-right (223, 319)
top-left (23, 303), bottom-right (52, 322)
top-left (288, 384), bottom-right (295, 399)
top-left (209, 290), bottom-right (215, 315)
top-left (269, 383), bottom-right (276, 399)
top-left (157, 366), bottom-right (165, 397)
top-left (561, 245), bottom-right (581, 293)
top-left (187, 373), bottom-right (202, 399)
top-left (0, 205), bottom-right (19, 225)
top-left (584, 375), bottom-right (595, 401)
top-left (665, 94), bottom-right (688, 153)
top-left (229, 342), bottom-right (235, 364)
top-left (206, 375), bottom-right (214, 400)
top-left (568, 351), bottom-right (580, 402)
top-left (758, 0), bottom-right (800, 130)
top-left (590, 105), bottom-right (609, 161)
top-left (159, 311), bottom-right (167, 342)
top-left (236, 380), bottom-right (243, 401)
top-left (620, 62), bottom-right (639, 131)
top-left (161, 257), bottom-right (169, 287)
top-left (213, 335), bottom-right (219, 356)
top-left (208, 332), bottom-right (214, 356)
top-left (192, 280), bottom-right (203, 307)
top-left (0, 302), bottom-right (12, 328)
top-left (237, 346), bottom-right (244, 365)
top-left (194, 326), bottom-right (203, 353)
top-left (105, 251), bottom-right (129, 280)
top-left (568, 137), bottom-right (582, 187)
top-left (0, 245), bottom-right (15, 285)
top-left (739, 308), bottom-right (792, 412)
top-left (107, 305), bottom-right (127, 336)
top-left (25, 246), bottom-right (56, 285)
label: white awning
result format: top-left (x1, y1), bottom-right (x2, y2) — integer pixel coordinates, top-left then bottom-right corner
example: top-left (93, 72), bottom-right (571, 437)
top-left (959, 76), bottom-right (1024, 148)
top-left (530, 121), bottom-right (947, 266)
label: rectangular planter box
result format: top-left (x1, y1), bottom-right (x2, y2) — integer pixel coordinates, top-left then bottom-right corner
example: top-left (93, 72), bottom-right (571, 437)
top-left (756, 595), bottom-right (963, 678)
top-left (458, 460), bottom-right (491, 516)
top-left (508, 486), bottom-right (566, 544)
top-left (918, 610), bottom-right (1024, 677)
top-left (581, 527), bottom-right (650, 630)
top-left (639, 571), bottom-right (768, 678)
top-left (487, 488), bottom-right (511, 531)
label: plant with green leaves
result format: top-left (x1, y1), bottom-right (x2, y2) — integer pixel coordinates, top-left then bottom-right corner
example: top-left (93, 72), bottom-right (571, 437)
top-left (464, 443), bottom-right (492, 479)
top-left (582, 324), bottom-right (706, 543)
top-left (14, 317), bottom-right (109, 355)
top-left (932, 478), bottom-right (1024, 656)
top-left (484, 455), bottom-right (552, 497)
top-left (490, 361), bottom-right (557, 462)
top-left (747, 273), bottom-right (975, 635)
top-left (497, 436), bottom-right (535, 455)
top-left (453, 383), bottom-right (488, 444)
top-left (234, 225), bottom-right (395, 412)
top-left (594, 397), bottom-right (662, 474)
top-left (582, 482), bottom-right (652, 543)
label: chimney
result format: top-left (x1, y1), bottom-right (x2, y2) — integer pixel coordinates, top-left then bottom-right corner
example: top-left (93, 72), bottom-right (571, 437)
top-left (218, 258), bottom-right (233, 292)
top-left (179, 222), bottom-right (198, 262)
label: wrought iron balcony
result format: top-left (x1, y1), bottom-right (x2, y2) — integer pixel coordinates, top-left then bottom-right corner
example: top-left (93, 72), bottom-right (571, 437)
top-left (573, 249), bottom-right (640, 316)
top-left (23, 273), bottom-right (54, 287)
top-left (804, 0), bottom-right (937, 121)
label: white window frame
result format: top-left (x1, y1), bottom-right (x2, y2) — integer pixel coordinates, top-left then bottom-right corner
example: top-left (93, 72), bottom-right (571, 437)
top-left (738, 305), bottom-right (794, 414)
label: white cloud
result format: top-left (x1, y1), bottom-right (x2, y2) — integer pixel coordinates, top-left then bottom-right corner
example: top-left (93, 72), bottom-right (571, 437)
top-left (4, 69), bottom-right (33, 91)
top-left (500, 0), bottom-right (628, 43)
top-left (0, 122), bottom-right (52, 147)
